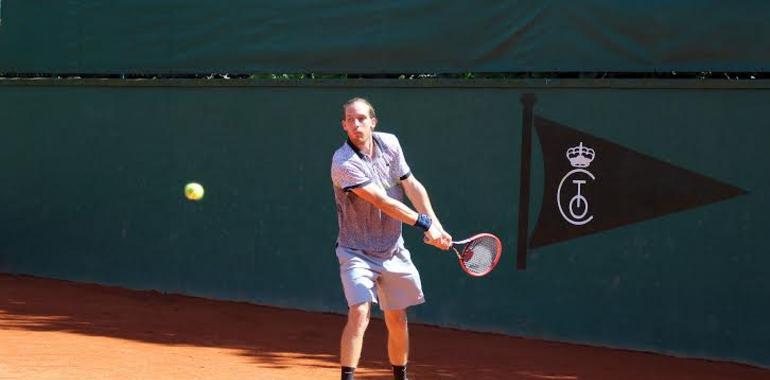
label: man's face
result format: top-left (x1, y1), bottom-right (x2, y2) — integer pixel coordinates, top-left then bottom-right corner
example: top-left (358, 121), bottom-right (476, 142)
top-left (342, 101), bottom-right (377, 146)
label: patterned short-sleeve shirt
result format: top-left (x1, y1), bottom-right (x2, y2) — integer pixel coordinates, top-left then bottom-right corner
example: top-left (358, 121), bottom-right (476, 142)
top-left (331, 132), bottom-right (412, 257)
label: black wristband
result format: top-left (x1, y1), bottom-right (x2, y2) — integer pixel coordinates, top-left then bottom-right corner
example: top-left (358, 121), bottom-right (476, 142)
top-left (414, 213), bottom-right (432, 231)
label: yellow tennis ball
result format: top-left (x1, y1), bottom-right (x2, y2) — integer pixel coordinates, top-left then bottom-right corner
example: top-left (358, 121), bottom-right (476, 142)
top-left (184, 182), bottom-right (204, 201)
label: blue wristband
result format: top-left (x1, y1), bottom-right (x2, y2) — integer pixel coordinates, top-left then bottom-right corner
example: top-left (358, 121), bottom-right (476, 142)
top-left (414, 214), bottom-right (432, 232)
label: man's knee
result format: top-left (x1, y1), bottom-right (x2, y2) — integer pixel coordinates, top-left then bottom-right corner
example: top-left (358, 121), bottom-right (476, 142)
top-left (384, 309), bottom-right (408, 331)
top-left (346, 302), bottom-right (371, 333)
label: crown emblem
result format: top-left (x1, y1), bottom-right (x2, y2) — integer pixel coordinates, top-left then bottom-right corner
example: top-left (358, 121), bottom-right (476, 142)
top-left (566, 142), bottom-right (595, 168)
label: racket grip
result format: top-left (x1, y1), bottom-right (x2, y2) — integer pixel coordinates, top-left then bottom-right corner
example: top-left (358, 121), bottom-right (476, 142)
top-left (424, 236), bottom-right (454, 251)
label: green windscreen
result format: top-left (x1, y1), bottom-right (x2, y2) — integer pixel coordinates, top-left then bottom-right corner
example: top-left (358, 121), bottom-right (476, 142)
top-left (1, 1), bottom-right (768, 73)
top-left (1, 79), bottom-right (769, 367)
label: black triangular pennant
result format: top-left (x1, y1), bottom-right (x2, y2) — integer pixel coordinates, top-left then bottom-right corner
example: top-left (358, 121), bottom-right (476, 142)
top-left (529, 116), bottom-right (747, 249)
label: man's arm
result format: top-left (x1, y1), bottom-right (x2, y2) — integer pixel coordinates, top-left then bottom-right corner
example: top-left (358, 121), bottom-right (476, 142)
top-left (401, 175), bottom-right (452, 248)
top-left (401, 175), bottom-right (441, 228)
top-left (350, 182), bottom-right (450, 250)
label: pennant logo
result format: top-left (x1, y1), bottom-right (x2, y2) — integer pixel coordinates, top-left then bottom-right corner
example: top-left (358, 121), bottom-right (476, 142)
top-left (557, 142), bottom-right (596, 226)
top-left (516, 94), bottom-right (747, 268)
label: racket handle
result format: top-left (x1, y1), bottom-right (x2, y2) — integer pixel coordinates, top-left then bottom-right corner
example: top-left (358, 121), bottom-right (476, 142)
top-left (423, 236), bottom-right (454, 249)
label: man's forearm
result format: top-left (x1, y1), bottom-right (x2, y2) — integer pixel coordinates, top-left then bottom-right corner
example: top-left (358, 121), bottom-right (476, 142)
top-left (351, 184), bottom-right (420, 226)
top-left (372, 195), bottom-right (421, 226)
top-left (403, 178), bottom-right (442, 228)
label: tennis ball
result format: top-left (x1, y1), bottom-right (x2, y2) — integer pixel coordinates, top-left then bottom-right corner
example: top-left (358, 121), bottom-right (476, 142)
top-left (184, 182), bottom-right (204, 201)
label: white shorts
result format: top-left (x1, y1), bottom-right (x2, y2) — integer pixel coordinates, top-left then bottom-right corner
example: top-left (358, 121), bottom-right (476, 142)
top-left (335, 243), bottom-right (425, 311)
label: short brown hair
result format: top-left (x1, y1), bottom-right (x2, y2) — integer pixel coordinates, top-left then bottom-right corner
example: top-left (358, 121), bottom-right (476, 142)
top-left (342, 97), bottom-right (376, 119)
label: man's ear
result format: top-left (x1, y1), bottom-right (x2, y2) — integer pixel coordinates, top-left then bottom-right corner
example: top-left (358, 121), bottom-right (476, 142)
top-left (371, 117), bottom-right (378, 129)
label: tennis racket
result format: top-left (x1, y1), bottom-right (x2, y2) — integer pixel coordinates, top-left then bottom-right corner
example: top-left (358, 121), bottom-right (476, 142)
top-left (448, 233), bottom-right (502, 277)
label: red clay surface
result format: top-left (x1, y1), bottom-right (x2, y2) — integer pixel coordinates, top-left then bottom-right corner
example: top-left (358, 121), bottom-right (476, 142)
top-left (1, 274), bottom-right (768, 380)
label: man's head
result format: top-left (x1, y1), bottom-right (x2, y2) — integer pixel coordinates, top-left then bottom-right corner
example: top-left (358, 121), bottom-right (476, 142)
top-left (342, 97), bottom-right (378, 147)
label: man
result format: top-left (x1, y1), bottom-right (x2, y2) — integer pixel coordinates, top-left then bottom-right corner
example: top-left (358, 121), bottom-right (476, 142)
top-left (331, 97), bottom-right (452, 380)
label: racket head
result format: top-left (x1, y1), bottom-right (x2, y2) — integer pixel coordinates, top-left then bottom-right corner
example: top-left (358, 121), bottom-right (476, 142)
top-left (453, 233), bottom-right (502, 277)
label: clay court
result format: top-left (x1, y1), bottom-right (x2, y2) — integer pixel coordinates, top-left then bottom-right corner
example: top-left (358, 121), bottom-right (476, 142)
top-left (1, 274), bottom-right (767, 380)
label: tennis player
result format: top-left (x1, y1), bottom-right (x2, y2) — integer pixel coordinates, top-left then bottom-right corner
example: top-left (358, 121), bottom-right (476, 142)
top-left (331, 97), bottom-right (452, 380)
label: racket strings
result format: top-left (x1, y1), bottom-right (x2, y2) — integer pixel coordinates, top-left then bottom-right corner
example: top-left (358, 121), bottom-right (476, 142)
top-left (461, 236), bottom-right (499, 275)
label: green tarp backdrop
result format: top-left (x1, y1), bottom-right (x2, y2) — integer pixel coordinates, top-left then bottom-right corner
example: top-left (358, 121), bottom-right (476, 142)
top-left (1, 80), bottom-right (768, 367)
top-left (1, 1), bottom-right (769, 74)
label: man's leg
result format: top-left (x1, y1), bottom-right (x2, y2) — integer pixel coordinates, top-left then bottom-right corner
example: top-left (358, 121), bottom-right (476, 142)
top-left (384, 309), bottom-right (409, 379)
top-left (340, 302), bottom-right (371, 377)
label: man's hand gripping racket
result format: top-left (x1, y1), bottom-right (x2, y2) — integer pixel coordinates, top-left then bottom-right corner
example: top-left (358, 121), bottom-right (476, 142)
top-left (427, 233), bottom-right (503, 277)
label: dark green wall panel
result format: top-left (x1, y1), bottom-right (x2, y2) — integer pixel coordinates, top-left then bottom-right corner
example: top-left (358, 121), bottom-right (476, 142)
top-left (1, 1), bottom-right (769, 73)
top-left (1, 80), bottom-right (768, 367)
